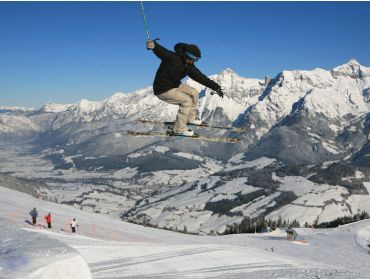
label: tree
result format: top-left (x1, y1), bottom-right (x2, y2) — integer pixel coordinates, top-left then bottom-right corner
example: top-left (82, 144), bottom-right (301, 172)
top-left (290, 219), bottom-right (300, 228)
top-left (277, 216), bottom-right (283, 227)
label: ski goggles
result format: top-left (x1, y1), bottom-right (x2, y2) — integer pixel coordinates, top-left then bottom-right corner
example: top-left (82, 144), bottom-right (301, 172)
top-left (185, 52), bottom-right (200, 61)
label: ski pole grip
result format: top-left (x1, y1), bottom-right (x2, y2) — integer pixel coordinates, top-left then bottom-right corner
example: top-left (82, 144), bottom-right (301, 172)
top-left (146, 38), bottom-right (160, 50)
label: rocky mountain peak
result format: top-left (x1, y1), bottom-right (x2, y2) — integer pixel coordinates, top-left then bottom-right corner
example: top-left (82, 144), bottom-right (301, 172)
top-left (332, 59), bottom-right (369, 79)
top-left (219, 67), bottom-right (238, 77)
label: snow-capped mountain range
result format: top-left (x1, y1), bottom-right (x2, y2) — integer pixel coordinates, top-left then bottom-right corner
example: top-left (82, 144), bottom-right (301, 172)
top-left (22, 67), bottom-right (264, 131)
top-left (2, 59), bottom-right (370, 164)
top-left (240, 59), bottom-right (370, 132)
top-left (3, 59), bottom-right (369, 140)
top-left (1, 59), bottom-right (370, 234)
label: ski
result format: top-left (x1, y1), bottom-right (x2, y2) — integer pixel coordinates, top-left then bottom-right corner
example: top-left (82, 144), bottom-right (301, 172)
top-left (138, 119), bottom-right (248, 132)
top-left (126, 130), bottom-right (241, 143)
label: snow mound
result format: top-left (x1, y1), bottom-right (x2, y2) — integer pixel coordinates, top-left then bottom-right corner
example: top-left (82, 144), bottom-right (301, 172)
top-left (0, 218), bottom-right (91, 278)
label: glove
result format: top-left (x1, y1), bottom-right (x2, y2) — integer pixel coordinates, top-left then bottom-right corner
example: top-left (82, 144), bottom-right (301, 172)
top-left (216, 88), bottom-right (224, 98)
top-left (146, 40), bottom-right (155, 50)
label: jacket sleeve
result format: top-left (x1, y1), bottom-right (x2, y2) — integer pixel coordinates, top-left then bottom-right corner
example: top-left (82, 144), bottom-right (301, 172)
top-left (152, 42), bottom-right (175, 62)
top-left (188, 66), bottom-right (221, 91)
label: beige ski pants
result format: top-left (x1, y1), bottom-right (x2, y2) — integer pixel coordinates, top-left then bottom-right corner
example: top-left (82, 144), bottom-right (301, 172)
top-left (157, 84), bottom-right (199, 132)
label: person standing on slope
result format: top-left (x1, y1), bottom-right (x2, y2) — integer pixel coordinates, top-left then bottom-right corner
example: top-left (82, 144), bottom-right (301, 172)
top-left (70, 218), bottom-right (79, 233)
top-left (147, 40), bottom-right (224, 137)
top-left (44, 212), bottom-right (52, 228)
top-left (29, 207), bottom-right (38, 225)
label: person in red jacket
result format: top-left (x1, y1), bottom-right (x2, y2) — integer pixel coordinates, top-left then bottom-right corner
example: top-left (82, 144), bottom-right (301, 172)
top-left (44, 212), bottom-right (52, 228)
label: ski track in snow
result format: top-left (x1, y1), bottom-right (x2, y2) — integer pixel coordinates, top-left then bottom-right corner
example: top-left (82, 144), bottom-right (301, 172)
top-left (1, 186), bottom-right (370, 278)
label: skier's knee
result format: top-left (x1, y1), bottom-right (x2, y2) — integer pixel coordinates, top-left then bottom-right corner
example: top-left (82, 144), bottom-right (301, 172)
top-left (180, 84), bottom-right (198, 96)
top-left (189, 88), bottom-right (198, 97)
top-left (181, 100), bottom-right (192, 108)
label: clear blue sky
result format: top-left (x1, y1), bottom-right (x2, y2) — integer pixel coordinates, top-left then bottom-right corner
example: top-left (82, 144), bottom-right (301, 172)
top-left (1, 1), bottom-right (370, 108)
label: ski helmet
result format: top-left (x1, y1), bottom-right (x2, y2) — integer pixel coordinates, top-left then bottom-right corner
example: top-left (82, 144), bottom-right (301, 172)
top-left (186, 44), bottom-right (201, 60)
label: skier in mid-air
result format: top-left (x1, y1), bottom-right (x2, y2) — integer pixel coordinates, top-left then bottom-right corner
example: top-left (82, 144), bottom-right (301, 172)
top-left (147, 40), bottom-right (224, 137)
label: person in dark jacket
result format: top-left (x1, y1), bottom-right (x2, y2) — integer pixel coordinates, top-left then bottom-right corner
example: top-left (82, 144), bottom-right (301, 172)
top-left (29, 207), bottom-right (38, 225)
top-left (147, 40), bottom-right (224, 136)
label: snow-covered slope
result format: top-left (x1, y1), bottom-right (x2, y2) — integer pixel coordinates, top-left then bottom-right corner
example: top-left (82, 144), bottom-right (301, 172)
top-left (236, 60), bottom-right (370, 164)
top-left (1, 186), bottom-right (370, 278)
top-left (191, 68), bottom-right (264, 124)
top-left (1, 140), bottom-right (369, 236)
top-left (121, 155), bottom-right (370, 234)
top-left (0, 217), bottom-right (91, 278)
top-left (0, 114), bottom-right (41, 137)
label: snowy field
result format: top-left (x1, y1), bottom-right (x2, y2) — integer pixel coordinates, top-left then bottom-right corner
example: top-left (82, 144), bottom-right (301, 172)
top-left (0, 142), bottom-right (227, 220)
top-left (1, 186), bottom-right (370, 278)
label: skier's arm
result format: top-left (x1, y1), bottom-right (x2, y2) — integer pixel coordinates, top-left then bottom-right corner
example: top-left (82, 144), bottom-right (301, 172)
top-left (150, 41), bottom-right (175, 62)
top-left (188, 66), bottom-right (221, 91)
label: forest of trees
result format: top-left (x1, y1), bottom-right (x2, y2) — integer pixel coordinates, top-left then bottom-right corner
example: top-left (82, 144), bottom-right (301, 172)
top-left (316, 211), bottom-right (370, 228)
top-left (223, 215), bottom-right (300, 235)
top-left (223, 210), bottom-right (370, 235)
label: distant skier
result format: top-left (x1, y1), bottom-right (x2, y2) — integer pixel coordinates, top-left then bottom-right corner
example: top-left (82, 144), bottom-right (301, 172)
top-left (44, 212), bottom-right (52, 228)
top-left (70, 218), bottom-right (79, 233)
top-left (146, 40), bottom-right (224, 137)
top-left (29, 207), bottom-right (38, 225)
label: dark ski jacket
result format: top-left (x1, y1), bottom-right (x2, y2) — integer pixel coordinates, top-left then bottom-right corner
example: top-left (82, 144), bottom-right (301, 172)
top-left (29, 209), bottom-right (38, 218)
top-left (151, 42), bottom-right (221, 95)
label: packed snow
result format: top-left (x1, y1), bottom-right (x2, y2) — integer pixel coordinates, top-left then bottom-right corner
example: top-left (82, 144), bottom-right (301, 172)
top-left (0, 218), bottom-right (91, 278)
top-left (1, 186), bottom-right (370, 278)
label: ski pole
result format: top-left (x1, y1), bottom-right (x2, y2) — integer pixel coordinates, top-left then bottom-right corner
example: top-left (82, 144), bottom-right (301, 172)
top-left (140, 1), bottom-right (159, 49)
top-left (140, 1), bottom-right (150, 40)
